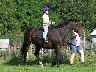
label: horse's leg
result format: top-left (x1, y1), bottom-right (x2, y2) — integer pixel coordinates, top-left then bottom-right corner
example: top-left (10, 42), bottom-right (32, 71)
top-left (34, 46), bottom-right (41, 59)
top-left (59, 50), bottom-right (62, 65)
top-left (56, 46), bottom-right (61, 67)
top-left (23, 51), bottom-right (27, 63)
top-left (21, 43), bottom-right (30, 63)
top-left (52, 45), bottom-right (61, 67)
top-left (51, 49), bottom-right (56, 66)
top-left (34, 46), bottom-right (43, 66)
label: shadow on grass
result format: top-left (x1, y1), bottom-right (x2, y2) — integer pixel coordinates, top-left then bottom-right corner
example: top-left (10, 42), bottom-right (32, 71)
top-left (4, 56), bottom-right (53, 66)
top-left (4, 53), bottom-right (69, 66)
top-left (42, 54), bottom-right (70, 66)
top-left (4, 55), bottom-right (39, 66)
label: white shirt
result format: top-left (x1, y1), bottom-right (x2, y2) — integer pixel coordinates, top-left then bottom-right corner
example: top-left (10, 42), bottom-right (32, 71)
top-left (42, 13), bottom-right (49, 24)
top-left (71, 31), bottom-right (81, 46)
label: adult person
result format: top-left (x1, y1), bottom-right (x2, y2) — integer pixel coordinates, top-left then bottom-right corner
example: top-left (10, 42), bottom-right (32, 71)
top-left (70, 30), bottom-right (84, 65)
top-left (42, 6), bottom-right (55, 42)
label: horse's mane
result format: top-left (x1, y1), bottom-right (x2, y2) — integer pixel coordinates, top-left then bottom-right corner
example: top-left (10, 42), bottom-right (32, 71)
top-left (51, 19), bottom-right (80, 28)
top-left (64, 19), bottom-right (80, 25)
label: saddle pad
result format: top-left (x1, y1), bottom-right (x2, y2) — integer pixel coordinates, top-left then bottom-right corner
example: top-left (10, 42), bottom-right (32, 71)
top-left (35, 29), bottom-right (43, 39)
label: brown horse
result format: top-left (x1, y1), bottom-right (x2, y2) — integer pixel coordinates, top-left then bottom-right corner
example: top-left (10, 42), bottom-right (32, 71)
top-left (21, 19), bottom-right (84, 67)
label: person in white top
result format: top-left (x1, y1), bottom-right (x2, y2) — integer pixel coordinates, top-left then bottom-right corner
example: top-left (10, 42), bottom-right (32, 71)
top-left (70, 30), bottom-right (84, 65)
top-left (42, 6), bottom-right (55, 42)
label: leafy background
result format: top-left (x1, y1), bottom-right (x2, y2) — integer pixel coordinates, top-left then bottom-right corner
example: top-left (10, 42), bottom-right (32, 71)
top-left (0, 1), bottom-right (96, 71)
top-left (0, 0), bottom-right (96, 36)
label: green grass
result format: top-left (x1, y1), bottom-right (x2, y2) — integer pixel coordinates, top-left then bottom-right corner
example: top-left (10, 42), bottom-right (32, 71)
top-left (0, 62), bottom-right (96, 72)
top-left (0, 48), bottom-right (96, 72)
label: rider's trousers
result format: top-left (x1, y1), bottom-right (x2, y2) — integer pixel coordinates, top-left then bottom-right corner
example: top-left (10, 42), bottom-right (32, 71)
top-left (43, 24), bottom-right (49, 41)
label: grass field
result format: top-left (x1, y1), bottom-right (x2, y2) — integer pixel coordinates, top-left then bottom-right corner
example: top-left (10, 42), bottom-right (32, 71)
top-left (0, 50), bottom-right (96, 72)
top-left (0, 61), bottom-right (96, 72)
top-left (0, 64), bottom-right (96, 72)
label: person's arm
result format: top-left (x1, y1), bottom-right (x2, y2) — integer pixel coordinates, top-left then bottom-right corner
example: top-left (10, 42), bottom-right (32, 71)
top-left (42, 18), bottom-right (55, 24)
top-left (50, 20), bottom-right (55, 24)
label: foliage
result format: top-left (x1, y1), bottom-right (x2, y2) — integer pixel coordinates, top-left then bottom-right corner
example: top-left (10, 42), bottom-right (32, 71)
top-left (0, 0), bottom-right (96, 36)
top-left (49, 0), bottom-right (96, 35)
top-left (0, 38), bottom-right (96, 71)
top-left (0, 45), bottom-right (96, 72)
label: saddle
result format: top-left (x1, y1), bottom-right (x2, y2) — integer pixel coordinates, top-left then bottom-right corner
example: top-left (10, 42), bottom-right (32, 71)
top-left (35, 27), bottom-right (44, 39)
top-left (35, 26), bottom-right (51, 40)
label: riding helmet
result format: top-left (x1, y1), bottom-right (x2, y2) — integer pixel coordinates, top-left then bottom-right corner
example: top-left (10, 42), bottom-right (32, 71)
top-left (42, 6), bottom-right (50, 12)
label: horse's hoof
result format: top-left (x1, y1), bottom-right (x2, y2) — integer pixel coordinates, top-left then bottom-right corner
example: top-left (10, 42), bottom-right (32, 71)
top-left (39, 61), bottom-right (43, 67)
top-left (39, 61), bottom-right (43, 65)
top-left (40, 64), bottom-right (43, 67)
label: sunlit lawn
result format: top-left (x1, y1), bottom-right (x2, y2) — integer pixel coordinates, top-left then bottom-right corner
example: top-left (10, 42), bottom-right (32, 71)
top-left (0, 53), bottom-right (96, 72)
top-left (0, 62), bottom-right (96, 72)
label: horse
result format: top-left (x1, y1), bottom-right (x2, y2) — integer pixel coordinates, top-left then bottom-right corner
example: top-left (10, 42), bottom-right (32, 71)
top-left (21, 19), bottom-right (84, 67)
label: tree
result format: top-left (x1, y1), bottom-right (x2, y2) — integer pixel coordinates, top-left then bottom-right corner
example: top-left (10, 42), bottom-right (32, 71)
top-left (0, 0), bottom-right (96, 36)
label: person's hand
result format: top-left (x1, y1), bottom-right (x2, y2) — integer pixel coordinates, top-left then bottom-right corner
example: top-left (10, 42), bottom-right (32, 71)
top-left (80, 40), bottom-right (84, 45)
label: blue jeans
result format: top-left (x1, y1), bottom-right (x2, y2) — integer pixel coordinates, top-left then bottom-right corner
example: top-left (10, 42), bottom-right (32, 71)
top-left (70, 44), bottom-right (82, 53)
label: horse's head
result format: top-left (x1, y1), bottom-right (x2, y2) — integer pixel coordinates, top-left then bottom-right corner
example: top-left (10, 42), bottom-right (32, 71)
top-left (68, 19), bottom-right (84, 36)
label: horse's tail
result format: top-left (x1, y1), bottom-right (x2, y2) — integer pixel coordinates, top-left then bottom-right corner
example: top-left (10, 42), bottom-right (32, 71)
top-left (21, 27), bottom-right (36, 56)
top-left (24, 27), bottom-right (36, 43)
